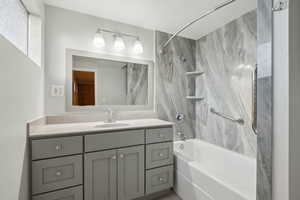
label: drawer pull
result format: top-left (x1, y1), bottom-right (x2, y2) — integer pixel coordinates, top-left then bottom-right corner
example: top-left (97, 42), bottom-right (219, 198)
top-left (159, 153), bottom-right (164, 157)
top-left (111, 155), bottom-right (117, 160)
top-left (55, 145), bottom-right (62, 151)
top-left (119, 154), bottom-right (124, 159)
top-left (159, 177), bottom-right (165, 182)
top-left (55, 171), bottom-right (62, 177)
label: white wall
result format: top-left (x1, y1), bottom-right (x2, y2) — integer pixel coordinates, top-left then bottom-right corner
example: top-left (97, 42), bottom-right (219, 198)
top-left (45, 5), bottom-right (155, 114)
top-left (289, 0), bottom-right (300, 199)
top-left (0, 35), bottom-right (44, 200)
top-left (273, 7), bottom-right (289, 200)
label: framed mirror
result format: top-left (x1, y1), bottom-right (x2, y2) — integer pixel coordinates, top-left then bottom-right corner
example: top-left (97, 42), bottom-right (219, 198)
top-left (66, 49), bottom-right (154, 112)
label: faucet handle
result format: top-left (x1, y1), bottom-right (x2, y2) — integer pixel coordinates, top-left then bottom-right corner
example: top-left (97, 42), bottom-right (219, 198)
top-left (176, 113), bottom-right (185, 121)
top-left (104, 107), bottom-right (116, 123)
top-left (104, 107), bottom-right (113, 113)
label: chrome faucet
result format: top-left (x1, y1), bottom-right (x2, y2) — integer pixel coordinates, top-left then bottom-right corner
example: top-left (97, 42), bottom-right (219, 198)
top-left (104, 108), bottom-right (115, 123)
top-left (176, 132), bottom-right (186, 141)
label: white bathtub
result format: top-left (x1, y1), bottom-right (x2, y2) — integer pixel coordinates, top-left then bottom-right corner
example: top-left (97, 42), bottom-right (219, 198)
top-left (173, 139), bottom-right (256, 200)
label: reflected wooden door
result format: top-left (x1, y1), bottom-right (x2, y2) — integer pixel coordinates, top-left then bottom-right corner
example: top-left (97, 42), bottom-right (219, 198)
top-left (72, 70), bottom-right (96, 106)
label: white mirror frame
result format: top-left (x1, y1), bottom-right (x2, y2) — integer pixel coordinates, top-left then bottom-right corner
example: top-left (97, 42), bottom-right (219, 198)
top-left (66, 49), bottom-right (155, 112)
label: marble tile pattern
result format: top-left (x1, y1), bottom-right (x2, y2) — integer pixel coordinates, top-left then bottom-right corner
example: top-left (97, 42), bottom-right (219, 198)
top-left (257, 77), bottom-right (272, 200)
top-left (156, 31), bottom-right (196, 139)
top-left (195, 10), bottom-right (257, 157)
top-left (256, 0), bottom-right (273, 199)
top-left (126, 63), bottom-right (148, 105)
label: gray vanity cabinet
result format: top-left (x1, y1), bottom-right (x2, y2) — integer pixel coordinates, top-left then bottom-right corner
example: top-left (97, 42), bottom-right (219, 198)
top-left (117, 145), bottom-right (145, 200)
top-left (85, 150), bottom-right (117, 200)
top-left (30, 125), bottom-right (173, 200)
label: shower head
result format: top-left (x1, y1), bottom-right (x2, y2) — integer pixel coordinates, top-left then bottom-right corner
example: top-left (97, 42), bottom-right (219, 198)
top-left (159, 46), bottom-right (166, 55)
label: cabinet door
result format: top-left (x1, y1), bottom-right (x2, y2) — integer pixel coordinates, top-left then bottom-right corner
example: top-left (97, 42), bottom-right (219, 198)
top-left (118, 145), bottom-right (145, 200)
top-left (85, 150), bottom-right (117, 200)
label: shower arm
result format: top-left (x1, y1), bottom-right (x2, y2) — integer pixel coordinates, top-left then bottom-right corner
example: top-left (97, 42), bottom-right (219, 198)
top-left (160, 0), bottom-right (236, 52)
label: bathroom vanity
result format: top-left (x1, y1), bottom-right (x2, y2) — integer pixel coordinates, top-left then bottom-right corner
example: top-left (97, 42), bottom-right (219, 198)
top-left (29, 119), bottom-right (174, 200)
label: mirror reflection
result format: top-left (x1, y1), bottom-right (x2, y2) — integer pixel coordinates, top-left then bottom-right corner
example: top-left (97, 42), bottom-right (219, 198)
top-left (72, 56), bottom-right (148, 106)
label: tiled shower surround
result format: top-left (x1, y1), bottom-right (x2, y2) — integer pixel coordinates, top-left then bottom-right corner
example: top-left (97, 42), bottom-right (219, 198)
top-left (156, 31), bottom-right (196, 139)
top-left (195, 10), bottom-right (257, 158)
top-left (156, 10), bottom-right (257, 158)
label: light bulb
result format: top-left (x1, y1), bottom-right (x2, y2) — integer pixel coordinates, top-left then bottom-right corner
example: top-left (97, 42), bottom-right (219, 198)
top-left (133, 39), bottom-right (143, 54)
top-left (93, 32), bottom-right (105, 48)
top-left (114, 36), bottom-right (125, 51)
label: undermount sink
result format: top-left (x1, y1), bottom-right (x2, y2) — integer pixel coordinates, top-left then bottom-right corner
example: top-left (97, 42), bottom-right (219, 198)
top-left (95, 123), bottom-right (130, 128)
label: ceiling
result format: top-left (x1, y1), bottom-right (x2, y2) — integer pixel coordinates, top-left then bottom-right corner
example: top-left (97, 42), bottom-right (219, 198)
top-left (43, 0), bottom-right (256, 40)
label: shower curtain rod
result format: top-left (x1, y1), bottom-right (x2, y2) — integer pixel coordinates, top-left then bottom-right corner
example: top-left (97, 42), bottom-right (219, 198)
top-left (160, 0), bottom-right (236, 52)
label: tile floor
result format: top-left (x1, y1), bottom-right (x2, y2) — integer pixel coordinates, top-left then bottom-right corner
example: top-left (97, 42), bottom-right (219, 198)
top-left (155, 191), bottom-right (182, 200)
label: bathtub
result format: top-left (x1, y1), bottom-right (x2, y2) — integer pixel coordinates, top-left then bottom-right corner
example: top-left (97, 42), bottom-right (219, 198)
top-left (173, 139), bottom-right (256, 200)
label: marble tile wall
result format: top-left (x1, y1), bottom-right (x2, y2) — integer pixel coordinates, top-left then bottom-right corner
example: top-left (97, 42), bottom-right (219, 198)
top-left (256, 0), bottom-right (273, 199)
top-left (195, 10), bottom-right (257, 158)
top-left (156, 31), bottom-right (196, 139)
top-left (126, 63), bottom-right (148, 105)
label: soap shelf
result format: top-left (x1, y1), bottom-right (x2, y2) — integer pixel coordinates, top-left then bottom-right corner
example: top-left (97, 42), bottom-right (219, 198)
top-left (185, 71), bottom-right (204, 76)
top-left (186, 96), bottom-right (205, 101)
top-left (185, 71), bottom-right (205, 101)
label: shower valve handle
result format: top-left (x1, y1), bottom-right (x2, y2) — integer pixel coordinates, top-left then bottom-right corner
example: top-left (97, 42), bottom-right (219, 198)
top-left (176, 113), bottom-right (185, 121)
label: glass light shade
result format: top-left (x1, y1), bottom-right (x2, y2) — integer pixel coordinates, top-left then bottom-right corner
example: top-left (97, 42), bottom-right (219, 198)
top-left (93, 32), bottom-right (105, 48)
top-left (133, 39), bottom-right (143, 54)
top-left (114, 36), bottom-right (125, 51)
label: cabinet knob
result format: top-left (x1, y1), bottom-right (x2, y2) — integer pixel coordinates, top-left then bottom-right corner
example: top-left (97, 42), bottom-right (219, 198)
top-left (159, 177), bottom-right (165, 182)
top-left (120, 154), bottom-right (124, 158)
top-left (55, 171), bottom-right (62, 177)
top-left (159, 153), bottom-right (164, 157)
top-left (55, 145), bottom-right (62, 151)
top-left (111, 156), bottom-right (117, 160)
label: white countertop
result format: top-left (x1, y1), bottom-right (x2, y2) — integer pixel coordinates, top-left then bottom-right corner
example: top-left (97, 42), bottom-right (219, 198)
top-left (29, 118), bottom-right (174, 139)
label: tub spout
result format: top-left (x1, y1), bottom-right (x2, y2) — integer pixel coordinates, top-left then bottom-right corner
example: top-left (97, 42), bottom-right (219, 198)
top-left (177, 132), bottom-right (186, 141)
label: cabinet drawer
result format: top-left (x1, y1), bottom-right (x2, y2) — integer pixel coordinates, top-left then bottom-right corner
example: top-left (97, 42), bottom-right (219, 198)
top-left (85, 129), bottom-right (144, 152)
top-left (146, 127), bottom-right (173, 144)
top-left (32, 186), bottom-right (83, 200)
top-left (32, 136), bottom-right (83, 160)
top-left (146, 142), bottom-right (173, 169)
top-left (32, 155), bottom-right (83, 194)
top-left (146, 166), bottom-right (174, 194)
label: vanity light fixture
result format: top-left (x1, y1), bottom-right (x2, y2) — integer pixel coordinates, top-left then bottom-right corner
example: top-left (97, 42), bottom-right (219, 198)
top-left (93, 29), bottom-right (106, 48)
top-left (133, 38), bottom-right (143, 54)
top-left (113, 35), bottom-right (126, 51)
top-left (93, 28), bottom-right (143, 54)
